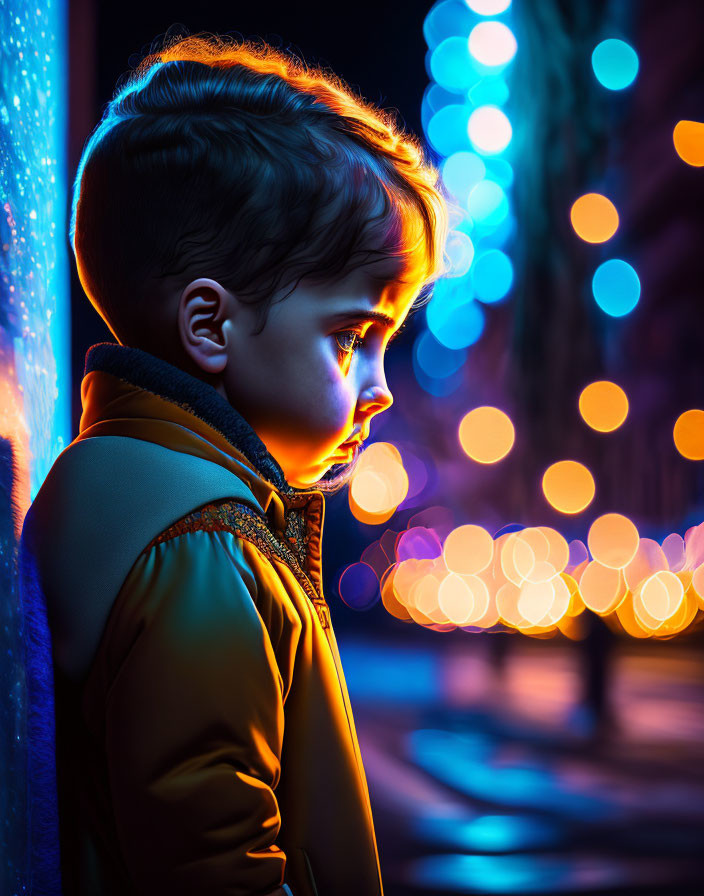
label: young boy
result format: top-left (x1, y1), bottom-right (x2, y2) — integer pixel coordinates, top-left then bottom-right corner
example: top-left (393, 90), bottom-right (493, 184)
top-left (20, 33), bottom-right (447, 896)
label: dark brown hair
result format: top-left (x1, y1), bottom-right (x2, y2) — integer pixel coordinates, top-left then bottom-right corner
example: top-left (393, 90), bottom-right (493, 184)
top-left (70, 32), bottom-right (449, 351)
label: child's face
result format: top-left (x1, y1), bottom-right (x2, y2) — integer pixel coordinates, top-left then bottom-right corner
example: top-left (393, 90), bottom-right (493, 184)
top-left (177, 262), bottom-right (418, 488)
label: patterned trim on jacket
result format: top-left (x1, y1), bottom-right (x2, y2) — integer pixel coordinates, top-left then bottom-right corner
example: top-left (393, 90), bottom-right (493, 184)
top-left (144, 499), bottom-right (330, 629)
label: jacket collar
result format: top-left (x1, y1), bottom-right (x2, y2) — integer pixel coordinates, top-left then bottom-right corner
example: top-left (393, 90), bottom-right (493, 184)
top-left (79, 343), bottom-right (326, 585)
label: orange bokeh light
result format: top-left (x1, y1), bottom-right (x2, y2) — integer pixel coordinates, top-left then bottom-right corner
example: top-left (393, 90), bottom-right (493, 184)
top-left (580, 560), bottom-right (627, 614)
top-left (459, 406), bottom-right (515, 464)
top-left (578, 380), bottom-right (629, 432)
top-left (673, 120), bottom-right (704, 167)
top-left (542, 460), bottom-right (595, 514)
top-left (349, 442), bottom-right (409, 524)
top-left (569, 192), bottom-right (619, 243)
top-left (673, 409), bottom-right (704, 460)
top-left (588, 513), bottom-right (640, 569)
top-left (443, 524), bottom-right (494, 575)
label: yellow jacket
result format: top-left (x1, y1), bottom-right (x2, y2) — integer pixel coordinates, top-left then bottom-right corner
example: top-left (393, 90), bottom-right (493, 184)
top-left (21, 341), bottom-right (384, 895)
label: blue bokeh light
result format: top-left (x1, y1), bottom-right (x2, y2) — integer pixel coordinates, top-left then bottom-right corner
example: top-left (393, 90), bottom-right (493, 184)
top-left (592, 38), bottom-right (639, 90)
top-left (415, 812), bottom-right (562, 853)
top-left (430, 36), bottom-right (476, 93)
top-left (426, 279), bottom-right (485, 349)
top-left (468, 179), bottom-right (509, 225)
top-left (592, 258), bottom-right (641, 316)
top-left (442, 151), bottom-right (486, 205)
top-left (423, 0), bottom-right (475, 51)
top-left (427, 104), bottom-right (473, 156)
top-left (468, 75), bottom-right (510, 107)
top-left (471, 249), bottom-right (514, 303)
top-left (482, 156), bottom-right (514, 188)
top-left (338, 562), bottom-right (380, 611)
top-left (415, 329), bottom-right (469, 378)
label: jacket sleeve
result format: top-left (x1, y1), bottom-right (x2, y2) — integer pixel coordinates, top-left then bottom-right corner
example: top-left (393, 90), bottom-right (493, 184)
top-left (99, 527), bottom-right (294, 896)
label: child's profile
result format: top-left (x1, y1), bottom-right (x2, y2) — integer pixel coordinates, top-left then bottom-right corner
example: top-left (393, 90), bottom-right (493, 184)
top-left (19, 30), bottom-right (449, 896)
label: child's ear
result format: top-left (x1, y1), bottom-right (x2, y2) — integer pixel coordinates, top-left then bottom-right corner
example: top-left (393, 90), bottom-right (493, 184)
top-left (177, 278), bottom-right (235, 375)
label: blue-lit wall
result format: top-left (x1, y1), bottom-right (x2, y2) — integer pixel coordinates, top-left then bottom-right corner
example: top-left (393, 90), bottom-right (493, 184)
top-left (0, 2), bottom-right (70, 893)
top-left (0, 0), bottom-right (71, 499)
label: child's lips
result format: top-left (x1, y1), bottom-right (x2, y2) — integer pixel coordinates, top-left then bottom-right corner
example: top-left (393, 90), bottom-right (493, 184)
top-left (331, 439), bottom-right (361, 459)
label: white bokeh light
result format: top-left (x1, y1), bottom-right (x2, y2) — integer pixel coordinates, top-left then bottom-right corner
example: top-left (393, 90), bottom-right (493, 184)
top-left (469, 21), bottom-right (517, 67)
top-left (465, 0), bottom-right (512, 14)
top-left (468, 105), bottom-right (513, 154)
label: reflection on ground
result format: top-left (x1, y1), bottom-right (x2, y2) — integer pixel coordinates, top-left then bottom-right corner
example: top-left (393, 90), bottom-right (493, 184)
top-left (339, 635), bottom-right (704, 895)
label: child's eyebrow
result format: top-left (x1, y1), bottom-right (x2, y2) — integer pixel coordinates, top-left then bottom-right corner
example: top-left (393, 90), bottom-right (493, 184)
top-left (326, 309), bottom-right (406, 341)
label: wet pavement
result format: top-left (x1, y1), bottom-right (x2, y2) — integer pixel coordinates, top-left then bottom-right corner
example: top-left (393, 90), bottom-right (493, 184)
top-left (338, 633), bottom-right (704, 895)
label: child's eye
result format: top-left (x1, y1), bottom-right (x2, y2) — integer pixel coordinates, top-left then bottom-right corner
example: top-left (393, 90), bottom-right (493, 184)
top-left (334, 328), bottom-right (366, 359)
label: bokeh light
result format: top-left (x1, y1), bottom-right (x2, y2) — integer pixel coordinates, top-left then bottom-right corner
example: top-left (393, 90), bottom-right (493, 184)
top-left (430, 36), bottom-right (476, 92)
top-left (483, 157), bottom-right (514, 188)
top-left (468, 76), bottom-right (510, 107)
top-left (673, 120), bottom-right (704, 167)
top-left (426, 280), bottom-right (485, 349)
top-left (338, 562), bottom-right (381, 611)
top-left (444, 524), bottom-right (494, 575)
top-left (468, 21), bottom-right (517, 68)
top-left (587, 513), bottom-right (640, 569)
top-left (427, 104), bottom-right (473, 156)
top-left (442, 151), bottom-right (486, 206)
top-left (470, 249), bottom-right (513, 303)
top-left (580, 561), bottom-right (627, 614)
top-left (591, 38), bottom-right (639, 90)
top-left (468, 180), bottom-right (509, 226)
top-left (468, 105), bottom-right (512, 154)
top-left (542, 461), bottom-right (595, 514)
top-left (592, 259), bottom-right (641, 316)
top-left (578, 380), bottom-right (629, 432)
top-left (415, 330), bottom-right (468, 378)
top-left (363, 515), bottom-right (704, 636)
top-left (570, 193), bottom-right (619, 243)
top-left (466, 0), bottom-right (512, 14)
top-left (423, 0), bottom-right (475, 51)
top-left (349, 442), bottom-right (409, 524)
top-left (459, 406), bottom-right (515, 464)
top-left (673, 409), bottom-right (704, 460)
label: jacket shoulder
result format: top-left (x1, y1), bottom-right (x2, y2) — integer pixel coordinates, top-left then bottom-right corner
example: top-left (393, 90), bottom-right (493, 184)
top-left (145, 498), bottom-right (324, 614)
top-left (88, 507), bottom-right (305, 713)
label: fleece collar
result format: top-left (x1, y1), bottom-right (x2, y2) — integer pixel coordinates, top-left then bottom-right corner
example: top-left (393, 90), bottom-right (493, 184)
top-left (82, 342), bottom-right (323, 501)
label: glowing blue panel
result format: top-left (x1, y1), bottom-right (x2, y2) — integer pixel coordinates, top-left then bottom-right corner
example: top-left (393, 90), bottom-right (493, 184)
top-left (592, 38), bottom-right (639, 90)
top-left (1, 1), bottom-right (70, 496)
top-left (471, 249), bottom-right (513, 303)
top-left (592, 258), bottom-right (641, 316)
